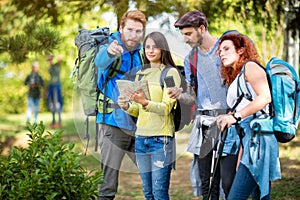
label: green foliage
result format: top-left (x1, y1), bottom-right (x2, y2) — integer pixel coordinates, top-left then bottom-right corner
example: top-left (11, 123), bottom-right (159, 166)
top-left (0, 2), bottom-right (28, 36)
top-left (0, 70), bottom-right (28, 114)
top-left (10, 0), bottom-right (61, 25)
top-left (0, 22), bottom-right (62, 63)
top-left (0, 0), bottom-right (297, 115)
top-left (0, 122), bottom-right (103, 199)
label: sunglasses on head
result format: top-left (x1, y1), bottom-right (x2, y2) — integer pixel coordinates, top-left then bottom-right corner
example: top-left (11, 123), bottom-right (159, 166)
top-left (220, 30), bottom-right (244, 47)
top-left (221, 30), bottom-right (240, 37)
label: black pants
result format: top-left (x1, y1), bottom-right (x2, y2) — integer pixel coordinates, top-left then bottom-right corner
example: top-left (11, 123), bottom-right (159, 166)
top-left (195, 148), bottom-right (220, 200)
top-left (220, 154), bottom-right (239, 199)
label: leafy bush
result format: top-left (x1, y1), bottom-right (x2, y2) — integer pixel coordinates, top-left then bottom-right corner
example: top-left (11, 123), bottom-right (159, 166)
top-left (0, 122), bottom-right (103, 199)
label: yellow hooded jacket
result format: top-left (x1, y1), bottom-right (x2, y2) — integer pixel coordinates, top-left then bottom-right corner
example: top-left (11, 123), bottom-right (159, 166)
top-left (126, 65), bottom-right (181, 137)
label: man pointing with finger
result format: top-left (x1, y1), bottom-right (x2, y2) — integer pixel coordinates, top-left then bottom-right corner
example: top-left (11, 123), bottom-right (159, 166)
top-left (94, 10), bottom-right (146, 200)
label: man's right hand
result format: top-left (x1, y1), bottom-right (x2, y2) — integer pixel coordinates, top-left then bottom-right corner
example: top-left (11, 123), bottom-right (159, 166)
top-left (107, 40), bottom-right (124, 57)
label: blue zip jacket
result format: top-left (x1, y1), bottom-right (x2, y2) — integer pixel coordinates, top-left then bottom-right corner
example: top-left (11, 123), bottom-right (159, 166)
top-left (94, 31), bottom-right (143, 130)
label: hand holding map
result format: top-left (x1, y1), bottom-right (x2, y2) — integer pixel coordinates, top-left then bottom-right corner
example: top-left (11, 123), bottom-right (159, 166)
top-left (116, 80), bottom-right (151, 100)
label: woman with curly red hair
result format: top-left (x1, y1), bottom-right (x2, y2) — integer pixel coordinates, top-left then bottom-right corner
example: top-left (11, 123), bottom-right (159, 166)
top-left (216, 33), bottom-right (281, 200)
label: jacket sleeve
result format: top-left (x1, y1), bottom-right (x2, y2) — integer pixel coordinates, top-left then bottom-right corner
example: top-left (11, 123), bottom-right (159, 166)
top-left (126, 102), bottom-right (139, 117)
top-left (94, 42), bottom-right (115, 73)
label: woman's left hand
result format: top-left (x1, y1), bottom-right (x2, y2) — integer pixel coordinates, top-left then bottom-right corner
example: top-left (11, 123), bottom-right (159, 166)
top-left (216, 114), bottom-right (237, 132)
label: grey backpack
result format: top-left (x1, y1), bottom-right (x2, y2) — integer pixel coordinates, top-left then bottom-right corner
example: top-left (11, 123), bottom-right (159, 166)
top-left (71, 27), bottom-right (110, 116)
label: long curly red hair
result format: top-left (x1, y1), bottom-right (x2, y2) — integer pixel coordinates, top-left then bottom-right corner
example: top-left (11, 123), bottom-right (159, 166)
top-left (219, 33), bottom-right (261, 85)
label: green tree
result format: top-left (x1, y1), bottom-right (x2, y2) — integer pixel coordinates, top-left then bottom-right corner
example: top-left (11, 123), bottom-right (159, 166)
top-left (4, 0), bottom-right (299, 65)
top-left (0, 0), bottom-right (298, 115)
top-left (0, 22), bottom-right (61, 63)
top-left (0, 0), bottom-right (62, 64)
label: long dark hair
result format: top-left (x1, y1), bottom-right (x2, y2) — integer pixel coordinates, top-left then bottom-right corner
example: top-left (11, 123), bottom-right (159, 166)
top-left (142, 32), bottom-right (176, 70)
top-left (219, 33), bottom-right (261, 85)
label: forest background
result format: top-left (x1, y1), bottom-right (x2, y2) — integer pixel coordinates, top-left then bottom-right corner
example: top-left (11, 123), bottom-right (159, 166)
top-left (0, 0), bottom-right (299, 115)
top-left (0, 0), bottom-right (299, 199)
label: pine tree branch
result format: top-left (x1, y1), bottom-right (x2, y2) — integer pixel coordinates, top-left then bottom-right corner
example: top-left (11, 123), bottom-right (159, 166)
top-left (0, 22), bottom-right (62, 63)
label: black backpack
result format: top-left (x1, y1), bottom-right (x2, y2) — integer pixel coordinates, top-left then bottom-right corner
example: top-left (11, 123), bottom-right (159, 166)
top-left (160, 66), bottom-right (196, 131)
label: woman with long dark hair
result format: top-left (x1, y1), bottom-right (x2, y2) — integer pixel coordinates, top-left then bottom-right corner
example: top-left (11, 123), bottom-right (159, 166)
top-left (118, 31), bottom-right (181, 200)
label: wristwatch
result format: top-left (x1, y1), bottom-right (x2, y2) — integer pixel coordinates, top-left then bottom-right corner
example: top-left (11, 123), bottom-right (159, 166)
top-left (233, 112), bottom-right (242, 121)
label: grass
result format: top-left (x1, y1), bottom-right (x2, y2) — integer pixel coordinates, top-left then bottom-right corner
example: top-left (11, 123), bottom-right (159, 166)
top-left (0, 111), bottom-right (300, 199)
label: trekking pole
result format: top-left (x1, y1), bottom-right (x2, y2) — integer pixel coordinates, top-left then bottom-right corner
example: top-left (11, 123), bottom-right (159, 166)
top-left (207, 127), bottom-right (228, 200)
top-left (207, 95), bottom-right (242, 200)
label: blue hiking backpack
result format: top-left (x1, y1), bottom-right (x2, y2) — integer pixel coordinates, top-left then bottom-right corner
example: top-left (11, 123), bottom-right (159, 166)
top-left (238, 57), bottom-right (300, 143)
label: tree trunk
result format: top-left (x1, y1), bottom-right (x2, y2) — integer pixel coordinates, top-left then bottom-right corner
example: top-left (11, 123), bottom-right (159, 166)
top-left (283, 0), bottom-right (300, 76)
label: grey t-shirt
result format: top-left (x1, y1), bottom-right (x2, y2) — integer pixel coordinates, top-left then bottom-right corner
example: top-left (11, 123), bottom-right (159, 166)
top-left (184, 41), bottom-right (228, 110)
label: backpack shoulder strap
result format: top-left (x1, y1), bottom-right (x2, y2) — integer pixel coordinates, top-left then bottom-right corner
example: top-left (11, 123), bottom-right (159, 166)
top-left (160, 66), bottom-right (179, 115)
top-left (138, 48), bottom-right (144, 65)
top-left (236, 61), bottom-right (268, 115)
top-left (107, 47), bottom-right (143, 80)
top-left (100, 57), bottom-right (123, 123)
top-left (107, 57), bottom-right (124, 78)
top-left (238, 60), bottom-right (267, 101)
top-left (160, 66), bottom-right (171, 89)
top-left (189, 47), bottom-right (198, 94)
top-left (136, 49), bottom-right (144, 82)
top-left (189, 47), bottom-right (198, 76)
top-left (237, 65), bottom-right (253, 101)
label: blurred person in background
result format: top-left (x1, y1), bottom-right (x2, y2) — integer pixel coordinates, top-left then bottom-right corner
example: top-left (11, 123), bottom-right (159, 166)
top-left (24, 61), bottom-right (44, 124)
top-left (47, 55), bottom-right (63, 129)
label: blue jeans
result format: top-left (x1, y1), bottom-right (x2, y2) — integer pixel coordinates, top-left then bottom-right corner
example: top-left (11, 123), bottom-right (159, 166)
top-left (47, 83), bottom-right (63, 112)
top-left (26, 97), bottom-right (40, 123)
top-left (135, 136), bottom-right (174, 200)
top-left (228, 163), bottom-right (271, 200)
